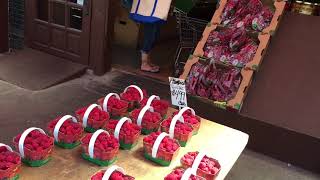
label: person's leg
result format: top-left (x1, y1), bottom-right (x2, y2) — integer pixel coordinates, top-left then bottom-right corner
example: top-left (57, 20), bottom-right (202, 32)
top-left (141, 23), bottom-right (160, 72)
top-left (147, 23), bottom-right (161, 66)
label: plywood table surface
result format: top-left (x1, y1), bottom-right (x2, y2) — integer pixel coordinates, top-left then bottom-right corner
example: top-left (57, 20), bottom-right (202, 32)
top-left (19, 108), bottom-right (249, 180)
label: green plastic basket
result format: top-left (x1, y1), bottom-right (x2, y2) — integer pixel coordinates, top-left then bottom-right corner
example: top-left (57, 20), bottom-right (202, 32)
top-left (54, 141), bottom-right (80, 149)
top-left (81, 153), bottom-right (117, 166)
top-left (143, 152), bottom-right (172, 166)
top-left (22, 157), bottom-right (52, 167)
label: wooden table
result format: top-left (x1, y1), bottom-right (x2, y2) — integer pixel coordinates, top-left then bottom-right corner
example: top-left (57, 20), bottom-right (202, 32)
top-left (19, 109), bottom-right (249, 180)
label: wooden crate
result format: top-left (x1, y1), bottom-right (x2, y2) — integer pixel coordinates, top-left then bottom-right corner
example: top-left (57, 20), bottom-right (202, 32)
top-left (192, 24), bottom-right (271, 71)
top-left (211, 0), bottom-right (286, 36)
top-left (180, 56), bottom-right (254, 111)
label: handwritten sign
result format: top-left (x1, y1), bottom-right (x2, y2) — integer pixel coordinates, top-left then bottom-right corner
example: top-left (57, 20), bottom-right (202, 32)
top-left (169, 77), bottom-right (188, 108)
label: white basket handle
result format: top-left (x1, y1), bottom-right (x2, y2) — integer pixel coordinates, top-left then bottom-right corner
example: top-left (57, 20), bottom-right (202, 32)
top-left (177, 107), bottom-right (196, 121)
top-left (0, 143), bottom-right (13, 152)
top-left (169, 113), bottom-right (185, 139)
top-left (151, 132), bottom-right (168, 158)
top-left (88, 129), bottom-right (110, 159)
top-left (146, 95), bottom-right (160, 107)
top-left (114, 117), bottom-right (132, 140)
top-left (102, 165), bottom-right (125, 180)
top-left (53, 115), bottom-right (78, 142)
top-left (181, 168), bottom-right (195, 180)
top-left (102, 93), bottom-right (120, 112)
top-left (18, 127), bottom-right (46, 158)
top-left (82, 104), bottom-right (102, 128)
top-left (137, 105), bottom-right (154, 127)
top-left (123, 85), bottom-right (144, 102)
top-left (191, 151), bottom-right (206, 174)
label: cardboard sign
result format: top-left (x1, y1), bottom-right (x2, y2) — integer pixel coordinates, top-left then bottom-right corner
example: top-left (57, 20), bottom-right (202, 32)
top-left (169, 77), bottom-right (188, 108)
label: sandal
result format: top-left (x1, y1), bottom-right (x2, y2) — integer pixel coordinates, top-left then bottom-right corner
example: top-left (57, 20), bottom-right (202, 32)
top-left (141, 63), bottom-right (160, 73)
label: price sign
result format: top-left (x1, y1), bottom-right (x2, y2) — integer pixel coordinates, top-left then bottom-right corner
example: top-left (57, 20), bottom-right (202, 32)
top-left (169, 77), bottom-right (188, 108)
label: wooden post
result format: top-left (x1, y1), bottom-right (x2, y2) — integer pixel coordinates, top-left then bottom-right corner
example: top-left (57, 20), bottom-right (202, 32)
top-left (89, 0), bottom-right (115, 75)
top-left (0, 0), bottom-right (9, 52)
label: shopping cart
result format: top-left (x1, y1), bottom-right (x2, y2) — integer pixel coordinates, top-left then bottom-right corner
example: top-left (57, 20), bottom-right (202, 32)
top-left (173, 7), bottom-right (209, 77)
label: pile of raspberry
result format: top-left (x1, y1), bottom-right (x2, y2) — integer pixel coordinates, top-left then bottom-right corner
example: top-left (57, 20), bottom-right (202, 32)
top-left (91, 171), bottom-right (134, 180)
top-left (186, 62), bottom-right (242, 102)
top-left (164, 168), bottom-right (204, 180)
top-left (105, 120), bottom-right (141, 139)
top-left (221, 0), bottom-right (274, 32)
top-left (204, 27), bottom-right (258, 67)
top-left (0, 147), bottom-right (20, 171)
top-left (81, 133), bottom-right (119, 152)
top-left (140, 98), bottom-right (169, 115)
top-left (100, 96), bottom-right (128, 110)
top-left (143, 132), bottom-right (179, 154)
top-left (161, 118), bottom-right (193, 135)
top-left (14, 131), bottom-right (53, 152)
top-left (48, 118), bottom-right (83, 136)
top-left (76, 106), bottom-right (109, 122)
top-left (131, 108), bottom-right (161, 126)
top-left (172, 111), bottom-right (199, 126)
top-left (181, 152), bottom-right (220, 176)
top-left (120, 88), bottom-right (147, 102)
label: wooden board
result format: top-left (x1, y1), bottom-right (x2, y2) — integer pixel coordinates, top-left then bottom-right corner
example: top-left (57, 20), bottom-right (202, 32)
top-left (19, 108), bottom-right (248, 180)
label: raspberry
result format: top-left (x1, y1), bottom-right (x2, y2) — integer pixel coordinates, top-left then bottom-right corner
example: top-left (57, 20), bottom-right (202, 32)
top-left (130, 108), bottom-right (161, 130)
top-left (120, 87), bottom-right (148, 102)
top-left (81, 133), bottom-right (119, 159)
top-left (165, 168), bottom-right (204, 180)
top-left (181, 152), bottom-right (221, 176)
top-left (75, 106), bottom-right (110, 128)
top-left (140, 98), bottom-right (169, 116)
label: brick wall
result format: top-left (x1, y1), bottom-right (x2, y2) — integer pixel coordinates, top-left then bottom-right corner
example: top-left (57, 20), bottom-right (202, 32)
top-left (8, 0), bottom-right (24, 49)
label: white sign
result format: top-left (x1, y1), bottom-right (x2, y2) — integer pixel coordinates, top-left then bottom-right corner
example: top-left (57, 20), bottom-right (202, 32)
top-left (77, 0), bottom-right (84, 5)
top-left (169, 77), bottom-right (188, 108)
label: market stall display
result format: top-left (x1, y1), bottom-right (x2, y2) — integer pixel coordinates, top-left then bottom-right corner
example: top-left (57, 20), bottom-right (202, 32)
top-left (18, 107), bottom-right (249, 180)
top-left (98, 93), bottom-right (129, 119)
top-left (0, 144), bottom-right (21, 180)
top-left (143, 132), bottom-right (181, 166)
top-left (47, 115), bottom-right (84, 149)
top-left (105, 117), bottom-right (141, 150)
top-left (130, 105), bottom-right (163, 135)
top-left (13, 128), bottom-right (54, 167)
top-left (80, 130), bottom-right (120, 166)
top-left (91, 165), bottom-right (135, 180)
top-left (76, 104), bottom-right (110, 132)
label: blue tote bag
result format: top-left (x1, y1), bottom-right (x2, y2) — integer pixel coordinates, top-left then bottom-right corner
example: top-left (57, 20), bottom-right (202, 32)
top-left (129, 0), bottom-right (173, 23)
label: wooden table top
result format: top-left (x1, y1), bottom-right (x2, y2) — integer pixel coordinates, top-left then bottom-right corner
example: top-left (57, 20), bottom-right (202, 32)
top-left (19, 108), bottom-right (249, 180)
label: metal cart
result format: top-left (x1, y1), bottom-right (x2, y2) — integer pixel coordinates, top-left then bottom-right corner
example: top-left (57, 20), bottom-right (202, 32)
top-left (173, 7), bottom-right (209, 77)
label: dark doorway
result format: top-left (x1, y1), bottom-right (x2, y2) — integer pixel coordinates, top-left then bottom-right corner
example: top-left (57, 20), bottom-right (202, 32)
top-left (0, 0), bottom-right (8, 53)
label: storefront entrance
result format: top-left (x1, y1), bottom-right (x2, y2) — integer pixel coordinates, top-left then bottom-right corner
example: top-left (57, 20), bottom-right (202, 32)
top-left (25, 0), bottom-right (91, 65)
